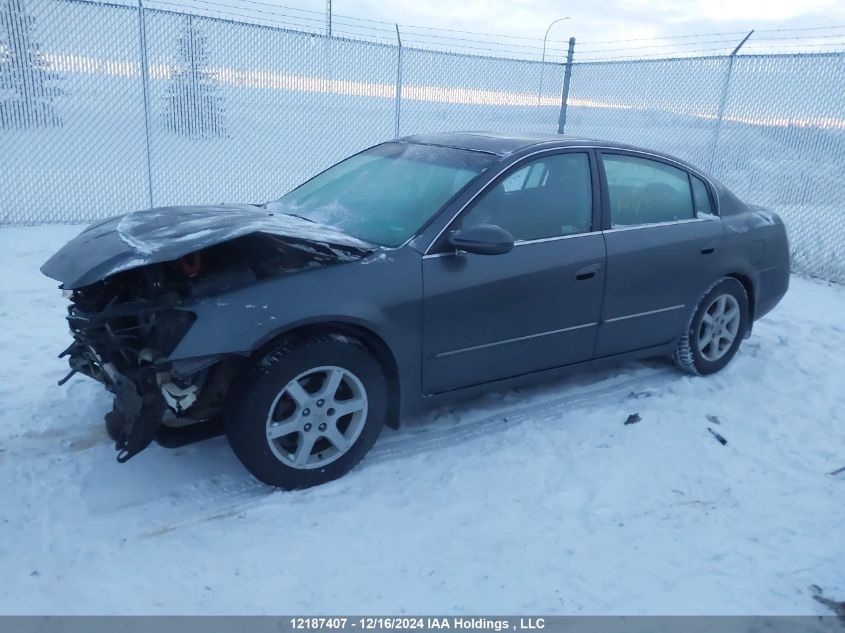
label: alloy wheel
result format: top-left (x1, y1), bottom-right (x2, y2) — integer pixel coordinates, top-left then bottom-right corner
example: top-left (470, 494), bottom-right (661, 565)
top-left (265, 365), bottom-right (368, 469)
top-left (697, 293), bottom-right (741, 362)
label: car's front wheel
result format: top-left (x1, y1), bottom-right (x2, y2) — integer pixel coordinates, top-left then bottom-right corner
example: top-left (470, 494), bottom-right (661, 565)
top-left (673, 277), bottom-right (749, 376)
top-left (225, 335), bottom-right (387, 489)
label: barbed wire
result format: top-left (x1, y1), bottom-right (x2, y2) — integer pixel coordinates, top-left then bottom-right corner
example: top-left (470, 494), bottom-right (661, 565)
top-left (145, 0), bottom-right (328, 33)
top-left (335, 22), bottom-right (556, 52)
top-left (756, 24), bottom-right (845, 33)
top-left (577, 24), bottom-right (845, 45)
top-left (753, 32), bottom-right (845, 41)
top-left (573, 46), bottom-right (741, 62)
top-left (577, 32), bottom-right (845, 55)
top-left (140, 0), bottom-right (845, 62)
top-left (578, 38), bottom-right (751, 54)
top-left (574, 40), bottom-right (845, 63)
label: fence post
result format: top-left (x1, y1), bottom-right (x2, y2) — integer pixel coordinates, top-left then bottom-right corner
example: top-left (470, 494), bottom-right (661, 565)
top-left (325, 0), bottom-right (332, 37)
top-left (137, 0), bottom-right (154, 208)
top-left (394, 23), bottom-right (403, 139)
top-left (557, 37), bottom-right (575, 134)
top-left (708, 30), bottom-right (753, 172)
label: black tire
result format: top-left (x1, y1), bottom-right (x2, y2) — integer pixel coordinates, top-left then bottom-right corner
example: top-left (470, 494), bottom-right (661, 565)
top-left (672, 277), bottom-right (749, 376)
top-left (225, 335), bottom-right (388, 489)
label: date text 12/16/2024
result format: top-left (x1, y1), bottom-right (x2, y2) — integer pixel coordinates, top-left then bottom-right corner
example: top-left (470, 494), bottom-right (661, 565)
top-left (290, 618), bottom-right (547, 630)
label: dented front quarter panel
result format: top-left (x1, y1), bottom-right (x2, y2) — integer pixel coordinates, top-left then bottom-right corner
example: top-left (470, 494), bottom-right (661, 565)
top-left (169, 246), bottom-right (424, 408)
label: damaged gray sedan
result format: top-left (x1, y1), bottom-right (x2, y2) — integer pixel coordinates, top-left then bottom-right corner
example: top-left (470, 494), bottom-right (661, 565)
top-left (43, 133), bottom-right (790, 489)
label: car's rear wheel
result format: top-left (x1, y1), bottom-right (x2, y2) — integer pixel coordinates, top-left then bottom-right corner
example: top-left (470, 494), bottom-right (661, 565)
top-left (672, 277), bottom-right (749, 376)
top-left (225, 335), bottom-right (387, 489)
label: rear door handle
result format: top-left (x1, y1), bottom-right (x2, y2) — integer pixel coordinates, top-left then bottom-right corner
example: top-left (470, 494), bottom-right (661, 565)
top-left (701, 242), bottom-right (717, 255)
top-left (575, 263), bottom-right (602, 281)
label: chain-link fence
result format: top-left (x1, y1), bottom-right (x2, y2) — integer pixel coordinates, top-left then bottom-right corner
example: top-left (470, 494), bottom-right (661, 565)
top-left (1, 0), bottom-right (843, 282)
top-left (566, 54), bottom-right (845, 283)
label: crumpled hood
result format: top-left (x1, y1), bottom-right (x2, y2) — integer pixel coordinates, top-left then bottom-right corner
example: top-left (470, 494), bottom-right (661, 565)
top-left (41, 204), bottom-right (374, 289)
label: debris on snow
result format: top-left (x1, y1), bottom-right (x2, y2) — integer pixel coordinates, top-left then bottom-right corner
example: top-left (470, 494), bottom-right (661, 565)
top-left (4, 225), bottom-right (845, 616)
top-left (828, 466), bottom-right (845, 476)
top-left (706, 414), bottom-right (722, 425)
top-left (624, 413), bottom-right (641, 425)
top-left (811, 587), bottom-right (845, 618)
top-left (708, 428), bottom-right (728, 446)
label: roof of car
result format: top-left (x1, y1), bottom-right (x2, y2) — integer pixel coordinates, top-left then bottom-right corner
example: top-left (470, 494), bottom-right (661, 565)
top-left (398, 131), bottom-right (635, 156)
top-left (397, 131), bottom-right (716, 183)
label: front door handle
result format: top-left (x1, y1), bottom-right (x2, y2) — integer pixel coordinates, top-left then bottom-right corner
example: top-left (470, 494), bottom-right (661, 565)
top-left (575, 263), bottom-right (602, 281)
top-left (701, 242), bottom-right (717, 255)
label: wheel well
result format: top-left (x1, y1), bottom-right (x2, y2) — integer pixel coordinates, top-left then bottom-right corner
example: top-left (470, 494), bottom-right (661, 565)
top-left (727, 272), bottom-right (755, 324)
top-left (251, 322), bottom-right (401, 429)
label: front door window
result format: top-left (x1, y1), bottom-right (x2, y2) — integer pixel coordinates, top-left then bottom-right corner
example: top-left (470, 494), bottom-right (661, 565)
top-left (458, 152), bottom-right (593, 242)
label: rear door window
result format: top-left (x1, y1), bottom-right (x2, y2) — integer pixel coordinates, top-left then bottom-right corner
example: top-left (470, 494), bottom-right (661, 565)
top-left (602, 154), bottom-right (694, 226)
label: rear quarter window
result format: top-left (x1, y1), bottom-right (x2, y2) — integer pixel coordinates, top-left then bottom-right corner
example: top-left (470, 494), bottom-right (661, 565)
top-left (691, 174), bottom-right (715, 216)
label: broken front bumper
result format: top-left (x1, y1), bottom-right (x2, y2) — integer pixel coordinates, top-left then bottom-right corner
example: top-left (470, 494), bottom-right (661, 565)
top-left (62, 341), bottom-right (168, 461)
top-left (59, 302), bottom-right (213, 462)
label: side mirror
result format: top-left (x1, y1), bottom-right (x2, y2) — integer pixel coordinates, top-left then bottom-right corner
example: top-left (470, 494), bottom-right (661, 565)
top-left (446, 224), bottom-right (514, 256)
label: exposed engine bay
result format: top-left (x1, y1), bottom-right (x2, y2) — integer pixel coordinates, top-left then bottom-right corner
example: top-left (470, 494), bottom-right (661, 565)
top-left (57, 232), bottom-right (369, 462)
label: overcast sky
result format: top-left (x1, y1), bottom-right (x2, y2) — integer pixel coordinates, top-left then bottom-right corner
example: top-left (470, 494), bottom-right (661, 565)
top-left (282, 0), bottom-right (845, 59)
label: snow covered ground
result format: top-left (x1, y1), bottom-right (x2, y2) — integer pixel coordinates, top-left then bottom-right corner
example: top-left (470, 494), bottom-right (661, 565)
top-left (0, 224), bottom-right (843, 615)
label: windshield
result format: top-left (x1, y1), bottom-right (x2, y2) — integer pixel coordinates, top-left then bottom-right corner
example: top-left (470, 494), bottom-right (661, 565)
top-left (268, 142), bottom-right (497, 247)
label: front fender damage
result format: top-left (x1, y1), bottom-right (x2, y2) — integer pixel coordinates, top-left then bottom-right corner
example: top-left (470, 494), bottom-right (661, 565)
top-left (51, 230), bottom-right (371, 462)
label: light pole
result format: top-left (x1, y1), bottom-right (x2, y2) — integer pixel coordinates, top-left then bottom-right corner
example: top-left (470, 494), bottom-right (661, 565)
top-left (538, 17), bottom-right (570, 103)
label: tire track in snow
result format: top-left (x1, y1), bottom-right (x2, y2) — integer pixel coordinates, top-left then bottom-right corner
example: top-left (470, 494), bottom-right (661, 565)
top-left (138, 365), bottom-right (673, 537)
